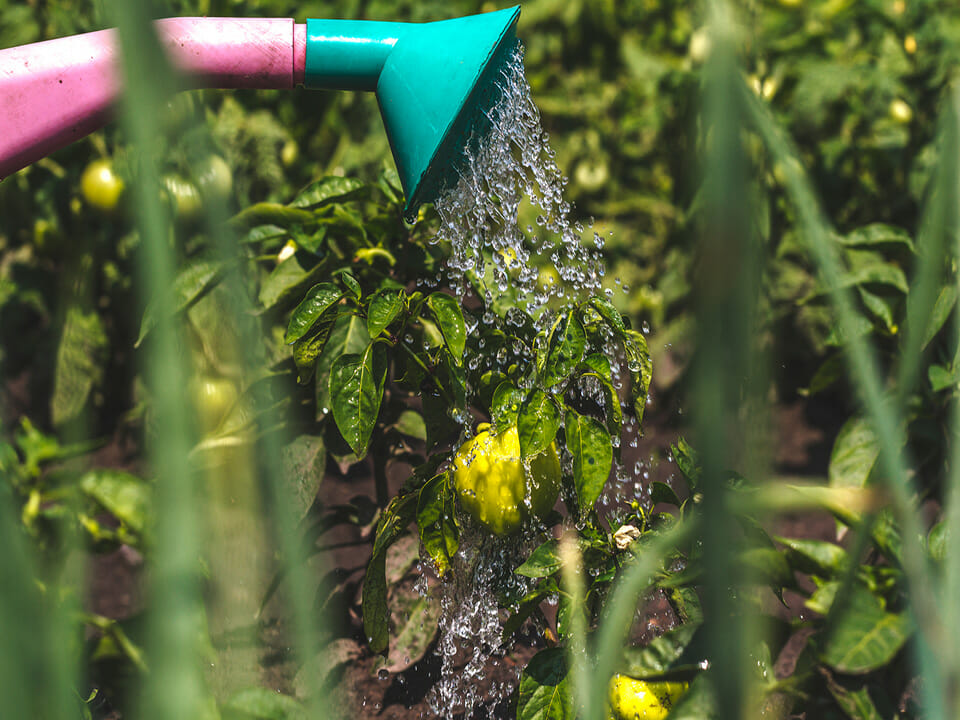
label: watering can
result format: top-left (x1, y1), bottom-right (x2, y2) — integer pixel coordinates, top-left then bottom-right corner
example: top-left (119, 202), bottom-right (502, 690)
top-left (0, 7), bottom-right (520, 213)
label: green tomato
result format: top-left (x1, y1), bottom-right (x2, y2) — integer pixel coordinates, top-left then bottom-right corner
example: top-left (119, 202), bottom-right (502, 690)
top-left (162, 173), bottom-right (202, 223)
top-left (451, 424), bottom-right (561, 536)
top-left (191, 375), bottom-right (238, 434)
top-left (608, 675), bottom-right (689, 720)
top-left (194, 155), bottom-right (233, 204)
top-left (80, 159), bottom-right (125, 213)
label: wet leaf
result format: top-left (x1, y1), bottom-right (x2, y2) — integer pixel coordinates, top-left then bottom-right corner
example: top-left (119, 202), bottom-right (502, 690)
top-left (650, 481), bottom-right (681, 507)
top-left (427, 292), bottom-right (466, 363)
top-left (288, 176), bottom-right (365, 209)
top-left (329, 342), bottom-right (387, 458)
top-left (367, 288), bottom-right (404, 338)
top-left (623, 329), bottom-right (653, 425)
top-left (588, 296), bottom-right (628, 335)
top-left (565, 409), bottom-right (612, 513)
top-left (518, 390), bottom-right (561, 461)
top-left (543, 312), bottom-right (586, 388)
top-left (515, 539), bottom-right (561, 578)
top-left (672, 438), bottom-right (702, 488)
top-left (491, 381), bottom-right (524, 431)
top-left (417, 473), bottom-right (459, 577)
top-left (580, 354), bottom-right (623, 439)
top-left (292, 320), bottom-right (334, 385)
top-left (620, 623), bottom-right (701, 678)
top-left (284, 282), bottom-right (342, 344)
top-left (315, 315), bottom-right (370, 418)
top-left (517, 647), bottom-right (574, 720)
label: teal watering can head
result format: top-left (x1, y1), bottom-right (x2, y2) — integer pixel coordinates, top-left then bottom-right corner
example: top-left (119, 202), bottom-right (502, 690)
top-left (304, 6), bottom-right (521, 216)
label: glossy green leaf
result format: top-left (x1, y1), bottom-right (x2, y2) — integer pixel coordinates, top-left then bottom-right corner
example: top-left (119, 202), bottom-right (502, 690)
top-left (491, 382), bottom-right (524, 430)
top-left (921, 285), bottom-right (957, 348)
top-left (581, 354), bottom-right (623, 439)
top-left (543, 312), bottom-right (586, 388)
top-left (565, 409), bottom-right (612, 513)
top-left (292, 319), bottom-right (334, 384)
top-left (288, 176), bottom-right (365, 209)
top-left (838, 223), bottom-right (915, 252)
top-left (417, 473), bottom-right (459, 577)
top-left (284, 282), bottom-right (342, 344)
top-left (671, 438), bottom-right (702, 488)
top-left (427, 292), bottom-right (466, 363)
top-left (650, 481), bottom-right (681, 507)
top-left (515, 539), bottom-right (561, 578)
top-left (329, 342), bottom-right (387, 458)
top-left (517, 648), bottom-right (574, 720)
top-left (623, 329), bottom-right (653, 424)
top-left (518, 390), bottom-right (561, 460)
top-left (315, 315), bottom-right (370, 418)
top-left (588, 296), bottom-right (628, 335)
top-left (339, 270), bottom-right (361, 300)
top-left (367, 289), bottom-right (405, 338)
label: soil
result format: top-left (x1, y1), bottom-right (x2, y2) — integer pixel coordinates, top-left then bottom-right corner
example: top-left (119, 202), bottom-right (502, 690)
top-left (6, 357), bottom-right (848, 720)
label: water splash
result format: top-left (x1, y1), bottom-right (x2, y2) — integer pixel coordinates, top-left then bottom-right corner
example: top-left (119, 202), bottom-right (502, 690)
top-left (434, 41), bottom-right (604, 318)
top-left (426, 528), bottom-right (535, 719)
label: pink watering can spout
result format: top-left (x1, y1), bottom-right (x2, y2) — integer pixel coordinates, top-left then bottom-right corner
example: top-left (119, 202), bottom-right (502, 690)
top-left (0, 18), bottom-right (307, 179)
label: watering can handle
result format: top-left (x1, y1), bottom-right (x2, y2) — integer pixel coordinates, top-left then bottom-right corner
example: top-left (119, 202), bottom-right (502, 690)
top-left (0, 18), bottom-right (308, 179)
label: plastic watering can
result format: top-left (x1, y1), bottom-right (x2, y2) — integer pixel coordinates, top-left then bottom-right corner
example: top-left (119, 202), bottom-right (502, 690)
top-left (0, 7), bottom-right (520, 214)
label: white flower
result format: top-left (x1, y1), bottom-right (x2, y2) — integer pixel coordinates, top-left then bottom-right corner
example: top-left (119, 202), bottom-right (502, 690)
top-left (614, 524), bottom-right (641, 551)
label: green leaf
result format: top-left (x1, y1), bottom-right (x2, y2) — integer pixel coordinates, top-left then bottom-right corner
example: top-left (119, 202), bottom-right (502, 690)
top-left (820, 584), bottom-right (912, 674)
top-left (829, 416), bottom-right (879, 489)
top-left (292, 320), bottom-right (334, 385)
top-left (339, 270), bottom-right (361, 300)
top-left (650, 481), bottom-right (681, 507)
top-left (838, 224), bottom-right (914, 252)
top-left (515, 539), bottom-right (561, 578)
top-left (329, 342), bottom-right (387, 458)
top-left (417, 473), bottom-right (459, 577)
top-left (367, 289), bottom-right (404, 338)
top-left (80, 470), bottom-right (150, 535)
top-left (518, 390), bottom-right (562, 460)
top-left (363, 493), bottom-right (417, 654)
top-left (284, 283), bottom-right (342, 344)
top-left (623, 329), bottom-right (653, 425)
top-left (922, 285), bottom-right (956, 348)
top-left (259, 251), bottom-right (326, 310)
top-left (393, 410), bottom-right (427, 441)
top-left (672, 438), bottom-right (702, 488)
top-left (491, 382), bottom-right (524, 431)
top-left (427, 292), bottom-right (466, 363)
top-left (222, 687), bottom-right (303, 719)
top-left (288, 176), bottom-right (365, 209)
top-left (822, 674), bottom-right (886, 720)
top-left (620, 622), bottom-right (701, 678)
top-left (279, 434), bottom-right (326, 520)
top-left (929, 364), bottom-right (958, 393)
top-left (588, 296), bottom-right (628, 335)
top-left (565, 409), bottom-right (612, 513)
top-left (315, 315), bottom-right (370, 417)
top-left (136, 259), bottom-right (223, 346)
top-left (52, 306), bottom-right (108, 426)
top-left (517, 648), bottom-right (574, 720)
top-left (776, 537), bottom-right (849, 577)
top-left (543, 313), bottom-right (586, 388)
top-left (581, 354), bottom-right (623, 439)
